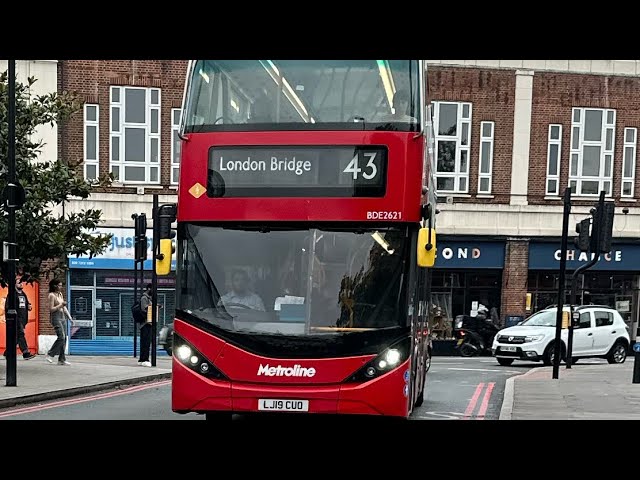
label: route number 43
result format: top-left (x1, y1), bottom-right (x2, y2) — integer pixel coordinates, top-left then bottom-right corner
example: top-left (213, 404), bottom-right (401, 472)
top-left (343, 153), bottom-right (378, 180)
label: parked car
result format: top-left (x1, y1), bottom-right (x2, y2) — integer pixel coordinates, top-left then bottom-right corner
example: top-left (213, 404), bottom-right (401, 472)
top-left (492, 305), bottom-right (630, 366)
top-left (158, 322), bottom-right (174, 356)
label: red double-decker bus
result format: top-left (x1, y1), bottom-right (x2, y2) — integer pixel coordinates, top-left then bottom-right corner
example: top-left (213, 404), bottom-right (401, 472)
top-left (169, 60), bottom-right (438, 419)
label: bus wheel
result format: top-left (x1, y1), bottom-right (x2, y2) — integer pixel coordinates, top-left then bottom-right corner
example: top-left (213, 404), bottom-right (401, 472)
top-left (205, 412), bottom-right (232, 422)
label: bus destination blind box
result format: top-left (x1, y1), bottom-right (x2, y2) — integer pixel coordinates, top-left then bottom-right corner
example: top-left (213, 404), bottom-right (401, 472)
top-left (207, 145), bottom-right (388, 198)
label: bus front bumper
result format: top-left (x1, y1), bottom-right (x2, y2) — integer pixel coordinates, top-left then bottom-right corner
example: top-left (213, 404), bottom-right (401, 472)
top-left (172, 357), bottom-right (411, 417)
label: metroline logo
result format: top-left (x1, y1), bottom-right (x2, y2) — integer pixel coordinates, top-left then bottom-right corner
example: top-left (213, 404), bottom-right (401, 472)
top-left (257, 364), bottom-right (316, 378)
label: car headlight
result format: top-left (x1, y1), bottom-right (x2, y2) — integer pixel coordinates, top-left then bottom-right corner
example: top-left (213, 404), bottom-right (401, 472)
top-left (173, 334), bottom-right (228, 380)
top-left (524, 335), bottom-right (544, 343)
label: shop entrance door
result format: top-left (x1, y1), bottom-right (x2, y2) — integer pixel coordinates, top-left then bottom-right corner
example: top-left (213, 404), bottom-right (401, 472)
top-left (69, 288), bottom-right (95, 340)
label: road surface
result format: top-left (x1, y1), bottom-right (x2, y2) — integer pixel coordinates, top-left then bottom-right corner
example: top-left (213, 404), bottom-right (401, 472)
top-left (0, 356), bottom-right (536, 420)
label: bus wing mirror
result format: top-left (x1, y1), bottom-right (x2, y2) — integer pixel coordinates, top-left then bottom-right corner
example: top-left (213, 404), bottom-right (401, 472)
top-left (417, 227), bottom-right (436, 268)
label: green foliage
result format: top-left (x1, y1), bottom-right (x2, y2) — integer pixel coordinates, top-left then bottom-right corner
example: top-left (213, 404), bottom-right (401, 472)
top-left (0, 70), bottom-right (113, 283)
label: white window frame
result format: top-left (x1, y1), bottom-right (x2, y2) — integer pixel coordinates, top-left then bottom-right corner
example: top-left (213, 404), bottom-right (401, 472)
top-left (109, 86), bottom-right (161, 184)
top-left (433, 101), bottom-right (472, 194)
top-left (83, 103), bottom-right (99, 181)
top-left (545, 124), bottom-right (563, 196)
top-left (569, 107), bottom-right (616, 197)
top-left (478, 121), bottom-right (494, 194)
top-left (171, 108), bottom-right (182, 185)
top-left (622, 127), bottom-right (637, 198)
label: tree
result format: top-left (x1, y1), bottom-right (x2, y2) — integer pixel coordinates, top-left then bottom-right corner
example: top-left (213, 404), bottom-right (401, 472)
top-left (0, 70), bottom-right (112, 285)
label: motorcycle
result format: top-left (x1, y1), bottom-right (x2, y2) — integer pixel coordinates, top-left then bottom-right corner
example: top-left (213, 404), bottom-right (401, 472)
top-left (454, 313), bottom-right (499, 357)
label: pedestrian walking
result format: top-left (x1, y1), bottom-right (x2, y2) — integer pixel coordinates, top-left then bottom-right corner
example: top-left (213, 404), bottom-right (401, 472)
top-left (45, 279), bottom-right (74, 366)
top-left (137, 284), bottom-right (153, 367)
top-left (1, 276), bottom-right (37, 360)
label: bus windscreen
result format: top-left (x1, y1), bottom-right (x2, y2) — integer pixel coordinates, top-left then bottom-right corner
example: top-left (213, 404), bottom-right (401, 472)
top-left (207, 145), bottom-right (387, 198)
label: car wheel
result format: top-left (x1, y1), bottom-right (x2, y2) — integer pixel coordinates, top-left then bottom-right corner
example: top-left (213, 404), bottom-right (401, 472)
top-left (497, 358), bottom-right (514, 366)
top-left (607, 341), bottom-right (627, 364)
top-left (543, 342), bottom-right (564, 366)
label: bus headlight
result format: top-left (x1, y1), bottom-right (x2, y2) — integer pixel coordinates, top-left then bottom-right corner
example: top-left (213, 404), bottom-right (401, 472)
top-left (176, 345), bottom-right (192, 362)
top-left (345, 337), bottom-right (411, 384)
top-left (173, 334), bottom-right (228, 381)
top-left (384, 349), bottom-right (401, 366)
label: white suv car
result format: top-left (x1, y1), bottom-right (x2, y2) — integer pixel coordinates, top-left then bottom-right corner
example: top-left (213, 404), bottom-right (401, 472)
top-left (492, 305), bottom-right (630, 366)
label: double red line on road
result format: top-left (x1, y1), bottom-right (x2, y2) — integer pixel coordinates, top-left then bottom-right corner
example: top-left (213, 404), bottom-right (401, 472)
top-left (0, 379), bottom-right (172, 419)
top-left (463, 382), bottom-right (495, 420)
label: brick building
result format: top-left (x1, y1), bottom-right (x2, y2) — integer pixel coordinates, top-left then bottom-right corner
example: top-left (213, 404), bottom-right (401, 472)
top-left (56, 60), bottom-right (188, 354)
top-left (428, 60), bottom-right (640, 344)
top-left (48, 59), bottom-right (640, 353)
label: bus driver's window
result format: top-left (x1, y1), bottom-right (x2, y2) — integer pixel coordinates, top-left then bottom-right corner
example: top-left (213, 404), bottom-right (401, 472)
top-left (219, 269), bottom-right (266, 311)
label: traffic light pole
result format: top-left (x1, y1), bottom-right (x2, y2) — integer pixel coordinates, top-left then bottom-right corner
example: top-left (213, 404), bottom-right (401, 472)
top-left (567, 191), bottom-right (606, 368)
top-left (132, 214), bottom-right (139, 358)
top-left (4, 60), bottom-right (17, 386)
top-left (151, 195), bottom-right (159, 367)
top-left (552, 187), bottom-right (571, 380)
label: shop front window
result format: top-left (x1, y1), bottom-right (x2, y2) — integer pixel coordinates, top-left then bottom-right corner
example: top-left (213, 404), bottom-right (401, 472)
top-left (68, 270), bottom-right (177, 339)
top-left (430, 270), bottom-right (502, 340)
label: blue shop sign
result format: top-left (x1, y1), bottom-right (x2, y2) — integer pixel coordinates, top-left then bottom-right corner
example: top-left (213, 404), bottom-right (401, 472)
top-left (435, 242), bottom-right (505, 269)
top-left (528, 242), bottom-right (639, 271)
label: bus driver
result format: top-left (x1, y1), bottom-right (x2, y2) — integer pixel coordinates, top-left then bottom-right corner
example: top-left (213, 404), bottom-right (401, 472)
top-left (219, 269), bottom-right (266, 311)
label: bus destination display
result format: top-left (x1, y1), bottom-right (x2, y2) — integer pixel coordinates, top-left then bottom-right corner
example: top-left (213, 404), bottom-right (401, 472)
top-left (207, 145), bottom-right (387, 198)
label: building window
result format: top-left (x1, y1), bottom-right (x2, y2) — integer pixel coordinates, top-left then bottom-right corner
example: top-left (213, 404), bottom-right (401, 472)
top-left (545, 124), bottom-right (562, 196)
top-left (84, 104), bottom-right (99, 181)
top-left (433, 101), bottom-right (472, 193)
top-left (110, 86), bottom-right (161, 184)
top-left (622, 127), bottom-right (637, 198)
top-left (171, 108), bottom-right (182, 184)
top-left (478, 121), bottom-right (494, 194)
top-left (569, 107), bottom-right (616, 196)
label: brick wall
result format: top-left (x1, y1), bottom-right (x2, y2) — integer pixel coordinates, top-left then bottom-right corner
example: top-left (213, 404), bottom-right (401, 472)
top-left (427, 67), bottom-right (515, 204)
top-left (58, 60), bottom-right (189, 195)
top-left (529, 72), bottom-right (640, 206)
top-left (500, 239), bottom-right (529, 322)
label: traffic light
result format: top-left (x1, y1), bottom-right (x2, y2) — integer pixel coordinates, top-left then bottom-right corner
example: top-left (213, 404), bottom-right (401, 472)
top-left (575, 218), bottom-right (591, 252)
top-left (156, 204), bottom-right (177, 276)
top-left (134, 214), bottom-right (148, 262)
top-left (596, 201), bottom-right (615, 254)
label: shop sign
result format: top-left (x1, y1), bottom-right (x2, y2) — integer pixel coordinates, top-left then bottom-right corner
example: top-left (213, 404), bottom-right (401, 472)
top-left (435, 242), bottom-right (505, 269)
top-left (528, 243), bottom-right (640, 271)
top-left (68, 228), bottom-right (176, 271)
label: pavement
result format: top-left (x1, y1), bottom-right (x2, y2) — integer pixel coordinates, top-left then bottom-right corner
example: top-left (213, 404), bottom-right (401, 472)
top-left (0, 355), bottom-right (172, 409)
top-left (0, 356), bottom-right (526, 420)
top-left (500, 358), bottom-right (640, 420)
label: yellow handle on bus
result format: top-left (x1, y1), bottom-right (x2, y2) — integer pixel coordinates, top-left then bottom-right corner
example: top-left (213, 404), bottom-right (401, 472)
top-left (156, 238), bottom-right (175, 276)
top-left (417, 227), bottom-right (436, 268)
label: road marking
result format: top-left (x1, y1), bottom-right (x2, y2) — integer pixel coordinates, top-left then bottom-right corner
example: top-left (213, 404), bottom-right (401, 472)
top-left (463, 383), bottom-right (484, 419)
top-left (417, 411), bottom-right (465, 419)
top-left (0, 379), bottom-right (171, 418)
top-left (476, 382), bottom-right (495, 420)
top-left (447, 367), bottom-right (520, 374)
